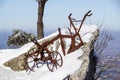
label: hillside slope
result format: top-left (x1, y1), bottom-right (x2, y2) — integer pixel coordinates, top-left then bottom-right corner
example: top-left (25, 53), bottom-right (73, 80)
top-left (0, 25), bottom-right (98, 80)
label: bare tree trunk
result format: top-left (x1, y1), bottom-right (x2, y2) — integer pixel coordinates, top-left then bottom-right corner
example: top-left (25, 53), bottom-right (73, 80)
top-left (37, 4), bottom-right (44, 39)
top-left (37, 0), bottom-right (47, 39)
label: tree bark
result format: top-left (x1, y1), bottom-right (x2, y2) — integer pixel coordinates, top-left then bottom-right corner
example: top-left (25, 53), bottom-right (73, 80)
top-left (37, 0), bottom-right (47, 39)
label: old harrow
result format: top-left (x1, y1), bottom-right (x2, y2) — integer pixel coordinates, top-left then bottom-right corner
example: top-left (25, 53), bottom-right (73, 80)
top-left (26, 10), bottom-right (92, 72)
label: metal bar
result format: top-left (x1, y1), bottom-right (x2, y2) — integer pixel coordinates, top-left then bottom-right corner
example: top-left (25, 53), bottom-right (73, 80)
top-left (68, 28), bottom-right (73, 35)
top-left (58, 28), bottom-right (66, 56)
top-left (68, 13), bottom-right (78, 33)
top-left (78, 10), bottom-right (92, 32)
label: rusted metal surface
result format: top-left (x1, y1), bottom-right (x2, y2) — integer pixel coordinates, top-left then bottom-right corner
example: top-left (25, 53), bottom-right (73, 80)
top-left (26, 10), bottom-right (92, 72)
top-left (26, 38), bottom-right (63, 72)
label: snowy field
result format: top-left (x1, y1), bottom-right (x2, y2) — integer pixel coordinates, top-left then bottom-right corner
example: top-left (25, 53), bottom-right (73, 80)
top-left (0, 25), bottom-right (98, 80)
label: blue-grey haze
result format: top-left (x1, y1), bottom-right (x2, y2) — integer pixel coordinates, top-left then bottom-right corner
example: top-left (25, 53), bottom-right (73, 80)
top-left (0, 30), bottom-right (120, 51)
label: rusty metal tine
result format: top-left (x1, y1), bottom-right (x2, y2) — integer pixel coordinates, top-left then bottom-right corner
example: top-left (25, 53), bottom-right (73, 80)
top-left (71, 18), bottom-right (76, 21)
top-left (68, 13), bottom-right (72, 19)
top-left (68, 13), bottom-right (72, 29)
top-left (71, 17), bottom-right (82, 22)
top-left (58, 28), bottom-right (66, 56)
top-left (68, 28), bottom-right (73, 35)
top-left (72, 20), bottom-right (82, 22)
top-left (86, 10), bottom-right (92, 16)
top-left (87, 13), bottom-right (92, 16)
top-left (78, 10), bottom-right (92, 33)
top-left (68, 13), bottom-right (78, 33)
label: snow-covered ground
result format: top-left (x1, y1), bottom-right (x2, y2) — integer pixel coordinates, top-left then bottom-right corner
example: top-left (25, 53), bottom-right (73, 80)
top-left (0, 25), bottom-right (98, 80)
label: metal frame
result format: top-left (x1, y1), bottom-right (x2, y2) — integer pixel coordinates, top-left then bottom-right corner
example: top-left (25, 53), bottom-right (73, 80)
top-left (26, 10), bottom-right (92, 72)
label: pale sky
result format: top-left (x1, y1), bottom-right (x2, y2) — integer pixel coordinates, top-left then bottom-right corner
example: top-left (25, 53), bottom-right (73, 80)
top-left (0, 0), bottom-right (120, 35)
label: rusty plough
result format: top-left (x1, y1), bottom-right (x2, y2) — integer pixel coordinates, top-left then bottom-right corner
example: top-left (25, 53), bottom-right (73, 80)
top-left (26, 10), bottom-right (92, 72)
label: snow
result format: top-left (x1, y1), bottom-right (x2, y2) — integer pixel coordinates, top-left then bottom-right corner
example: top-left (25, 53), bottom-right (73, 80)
top-left (0, 25), bottom-right (98, 80)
